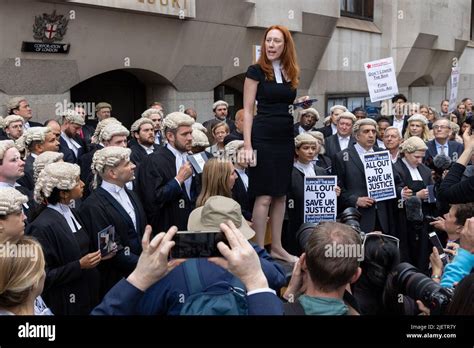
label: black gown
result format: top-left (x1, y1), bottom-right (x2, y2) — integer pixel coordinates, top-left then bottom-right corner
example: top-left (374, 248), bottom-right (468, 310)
top-left (27, 208), bottom-right (100, 315)
top-left (79, 187), bottom-right (146, 297)
top-left (246, 64), bottom-right (297, 196)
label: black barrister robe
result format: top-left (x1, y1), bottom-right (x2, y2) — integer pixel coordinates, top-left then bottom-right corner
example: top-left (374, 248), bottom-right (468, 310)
top-left (79, 187), bottom-right (146, 296)
top-left (26, 208), bottom-right (100, 315)
top-left (284, 166), bottom-right (328, 256)
top-left (231, 170), bottom-right (253, 222)
top-left (393, 159), bottom-right (436, 272)
top-left (136, 146), bottom-right (200, 233)
top-left (17, 154), bottom-right (35, 191)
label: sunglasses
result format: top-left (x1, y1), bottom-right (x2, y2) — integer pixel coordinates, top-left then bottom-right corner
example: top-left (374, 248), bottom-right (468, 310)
top-left (362, 232), bottom-right (400, 250)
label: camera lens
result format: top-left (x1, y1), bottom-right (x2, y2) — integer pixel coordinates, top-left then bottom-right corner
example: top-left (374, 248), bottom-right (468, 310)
top-left (338, 207), bottom-right (362, 234)
top-left (393, 262), bottom-right (452, 314)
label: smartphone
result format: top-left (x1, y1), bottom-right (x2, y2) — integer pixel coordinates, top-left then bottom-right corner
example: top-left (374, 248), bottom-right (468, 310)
top-left (171, 231), bottom-right (228, 258)
top-left (293, 98), bottom-right (318, 108)
top-left (428, 232), bottom-right (448, 266)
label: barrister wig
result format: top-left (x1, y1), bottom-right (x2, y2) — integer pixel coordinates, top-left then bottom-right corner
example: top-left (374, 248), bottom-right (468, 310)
top-left (99, 123), bottom-right (130, 143)
top-left (307, 131), bottom-right (326, 155)
top-left (407, 113), bottom-right (429, 125)
top-left (212, 100), bottom-right (229, 111)
top-left (295, 133), bottom-right (317, 148)
top-left (130, 118), bottom-right (154, 133)
top-left (353, 118), bottom-right (377, 134)
top-left (141, 108), bottom-right (163, 119)
top-left (192, 122), bottom-right (208, 133)
top-left (0, 188), bottom-right (28, 216)
top-left (3, 115), bottom-right (24, 128)
top-left (192, 129), bottom-right (210, 148)
top-left (6, 97), bottom-right (27, 114)
top-left (95, 102), bottom-right (112, 112)
top-left (337, 111), bottom-right (357, 123)
top-left (224, 140), bottom-right (244, 159)
top-left (34, 162), bottom-right (80, 204)
top-left (399, 136), bottom-right (428, 154)
top-left (92, 146), bottom-right (131, 177)
top-left (257, 25), bottom-right (300, 90)
top-left (0, 116), bottom-right (4, 129)
top-left (33, 151), bottom-right (64, 182)
top-left (14, 135), bottom-right (27, 156)
top-left (162, 112), bottom-right (195, 131)
top-left (91, 117), bottom-right (121, 144)
top-left (61, 109), bottom-right (84, 126)
top-left (300, 108), bottom-right (320, 122)
top-left (0, 140), bottom-right (15, 161)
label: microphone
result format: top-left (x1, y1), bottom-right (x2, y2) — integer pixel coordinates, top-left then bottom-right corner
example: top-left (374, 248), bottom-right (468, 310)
top-left (405, 196), bottom-right (423, 222)
top-left (433, 154), bottom-right (452, 171)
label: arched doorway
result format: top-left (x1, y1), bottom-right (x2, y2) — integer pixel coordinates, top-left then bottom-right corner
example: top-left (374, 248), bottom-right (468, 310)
top-left (214, 74), bottom-right (245, 120)
top-left (71, 68), bottom-right (172, 128)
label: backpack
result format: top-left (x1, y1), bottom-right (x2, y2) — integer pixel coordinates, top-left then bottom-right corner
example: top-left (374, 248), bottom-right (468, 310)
top-left (180, 259), bottom-right (248, 315)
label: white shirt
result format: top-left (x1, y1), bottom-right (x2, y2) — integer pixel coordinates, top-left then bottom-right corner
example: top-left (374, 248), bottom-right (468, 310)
top-left (331, 123), bottom-right (337, 135)
top-left (390, 151), bottom-right (399, 164)
top-left (0, 182), bottom-right (29, 209)
top-left (402, 158), bottom-right (423, 181)
top-left (272, 60), bottom-right (283, 84)
top-left (23, 121), bottom-right (31, 130)
top-left (393, 116), bottom-right (405, 136)
top-left (338, 135), bottom-right (350, 151)
top-left (47, 203), bottom-right (82, 233)
top-left (354, 143), bottom-right (374, 163)
top-left (236, 167), bottom-right (248, 191)
top-left (294, 160), bottom-right (316, 177)
top-left (140, 144), bottom-right (155, 155)
top-left (101, 180), bottom-right (137, 231)
top-left (167, 144), bottom-right (192, 198)
top-left (377, 139), bottom-right (386, 149)
top-left (61, 132), bottom-right (82, 158)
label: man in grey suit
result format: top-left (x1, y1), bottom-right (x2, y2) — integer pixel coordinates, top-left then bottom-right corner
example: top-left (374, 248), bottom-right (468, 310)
top-left (325, 111), bottom-right (357, 161)
top-left (333, 118), bottom-right (396, 234)
top-left (424, 118), bottom-right (463, 165)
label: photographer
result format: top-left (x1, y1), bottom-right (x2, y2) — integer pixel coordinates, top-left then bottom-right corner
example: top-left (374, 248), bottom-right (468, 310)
top-left (283, 222), bottom-right (362, 315)
top-left (440, 217), bottom-right (474, 288)
top-left (437, 127), bottom-right (474, 204)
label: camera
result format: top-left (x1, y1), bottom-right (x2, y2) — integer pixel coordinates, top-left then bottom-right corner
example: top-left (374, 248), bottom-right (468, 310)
top-left (338, 207), bottom-right (363, 234)
top-left (391, 262), bottom-right (453, 315)
top-left (171, 231), bottom-right (228, 258)
top-left (296, 208), bottom-right (363, 251)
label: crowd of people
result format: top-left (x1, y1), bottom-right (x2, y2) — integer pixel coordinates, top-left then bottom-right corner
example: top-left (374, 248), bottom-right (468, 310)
top-left (0, 24), bottom-right (473, 316)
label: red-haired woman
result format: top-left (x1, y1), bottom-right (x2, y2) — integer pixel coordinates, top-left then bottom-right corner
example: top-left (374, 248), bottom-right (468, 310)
top-left (243, 25), bottom-right (308, 263)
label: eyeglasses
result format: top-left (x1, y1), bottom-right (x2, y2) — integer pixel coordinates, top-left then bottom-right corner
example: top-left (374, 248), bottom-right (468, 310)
top-left (433, 125), bottom-right (451, 130)
top-left (361, 232), bottom-right (400, 250)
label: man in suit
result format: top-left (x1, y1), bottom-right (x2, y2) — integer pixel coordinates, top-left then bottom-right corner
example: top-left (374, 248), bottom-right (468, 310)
top-left (142, 108), bottom-right (164, 145)
top-left (203, 100), bottom-right (236, 143)
top-left (424, 118), bottom-right (464, 165)
top-left (129, 118), bottom-right (159, 167)
top-left (324, 111), bottom-right (356, 160)
top-left (91, 221), bottom-right (284, 316)
top-left (59, 110), bottom-right (86, 164)
top-left (316, 105), bottom-right (347, 138)
top-left (1, 115), bottom-right (24, 141)
top-left (224, 109), bottom-right (244, 145)
top-left (136, 112), bottom-right (200, 232)
top-left (388, 94), bottom-right (409, 136)
top-left (293, 108), bottom-right (319, 137)
top-left (80, 122), bottom-right (129, 198)
top-left (80, 146), bottom-right (146, 296)
top-left (17, 127), bottom-right (59, 191)
top-left (333, 118), bottom-right (395, 234)
top-left (6, 96), bottom-right (42, 129)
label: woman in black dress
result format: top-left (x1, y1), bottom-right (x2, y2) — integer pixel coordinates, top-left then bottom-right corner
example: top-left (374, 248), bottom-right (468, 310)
top-left (27, 162), bottom-right (102, 315)
top-left (243, 25), bottom-right (308, 263)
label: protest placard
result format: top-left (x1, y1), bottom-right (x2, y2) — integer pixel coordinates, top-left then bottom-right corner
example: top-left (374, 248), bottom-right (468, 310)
top-left (364, 57), bottom-right (399, 103)
top-left (304, 176), bottom-right (337, 223)
top-left (363, 151), bottom-right (396, 201)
